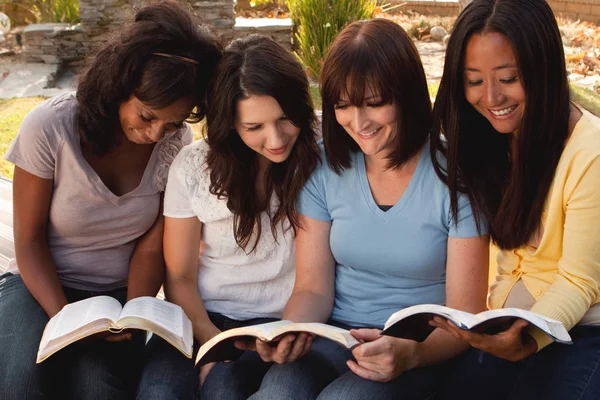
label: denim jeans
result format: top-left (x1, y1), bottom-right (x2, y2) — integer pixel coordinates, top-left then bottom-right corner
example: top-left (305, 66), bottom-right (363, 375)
top-left (436, 325), bottom-right (600, 400)
top-left (136, 334), bottom-right (200, 400)
top-left (250, 320), bottom-right (443, 400)
top-left (0, 273), bottom-right (144, 400)
top-left (198, 312), bottom-right (279, 400)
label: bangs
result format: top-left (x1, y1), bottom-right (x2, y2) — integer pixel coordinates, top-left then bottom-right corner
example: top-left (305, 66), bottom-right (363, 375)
top-left (323, 43), bottom-right (394, 107)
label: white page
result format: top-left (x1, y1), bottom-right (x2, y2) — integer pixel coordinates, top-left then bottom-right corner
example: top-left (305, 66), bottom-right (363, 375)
top-left (119, 297), bottom-right (184, 337)
top-left (384, 304), bottom-right (475, 330)
top-left (42, 296), bottom-right (122, 343)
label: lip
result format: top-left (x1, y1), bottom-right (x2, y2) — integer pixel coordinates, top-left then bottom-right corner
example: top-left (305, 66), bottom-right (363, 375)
top-left (355, 127), bottom-right (381, 139)
top-left (133, 128), bottom-right (154, 144)
top-left (487, 105), bottom-right (518, 120)
top-left (267, 144), bottom-right (288, 155)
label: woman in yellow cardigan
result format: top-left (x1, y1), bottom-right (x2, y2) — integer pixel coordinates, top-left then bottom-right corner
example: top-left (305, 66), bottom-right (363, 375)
top-left (430, 0), bottom-right (600, 398)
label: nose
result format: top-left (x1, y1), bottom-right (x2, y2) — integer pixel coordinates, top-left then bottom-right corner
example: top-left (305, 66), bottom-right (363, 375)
top-left (146, 122), bottom-right (164, 142)
top-left (351, 107), bottom-right (368, 132)
top-left (266, 123), bottom-right (285, 148)
top-left (485, 81), bottom-right (504, 107)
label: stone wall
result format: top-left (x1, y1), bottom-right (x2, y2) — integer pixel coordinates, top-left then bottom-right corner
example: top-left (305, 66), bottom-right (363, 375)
top-left (234, 18), bottom-right (293, 51)
top-left (548, 0), bottom-right (600, 24)
top-left (191, 0), bottom-right (235, 42)
top-left (23, 23), bottom-right (88, 66)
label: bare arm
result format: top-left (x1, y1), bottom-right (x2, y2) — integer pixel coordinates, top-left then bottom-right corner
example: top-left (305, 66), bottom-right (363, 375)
top-left (282, 214), bottom-right (336, 323)
top-left (163, 216), bottom-right (220, 344)
top-left (126, 196), bottom-right (167, 300)
top-left (412, 234), bottom-right (489, 367)
top-left (13, 166), bottom-right (67, 317)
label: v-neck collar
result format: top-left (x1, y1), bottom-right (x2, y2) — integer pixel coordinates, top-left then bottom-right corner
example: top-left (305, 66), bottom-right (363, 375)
top-left (356, 147), bottom-right (427, 221)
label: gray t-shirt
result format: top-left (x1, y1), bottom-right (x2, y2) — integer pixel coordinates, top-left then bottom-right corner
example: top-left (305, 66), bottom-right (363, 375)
top-left (5, 92), bottom-right (192, 291)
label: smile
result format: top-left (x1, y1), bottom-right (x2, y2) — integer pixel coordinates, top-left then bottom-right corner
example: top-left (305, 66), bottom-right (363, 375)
top-left (267, 144), bottom-right (288, 155)
top-left (357, 127), bottom-right (381, 138)
top-left (133, 129), bottom-right (153, 144)
top-left (489, 105), bottom-right (518, 116)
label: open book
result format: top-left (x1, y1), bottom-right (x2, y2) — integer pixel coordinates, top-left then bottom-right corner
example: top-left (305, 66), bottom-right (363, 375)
top-left (196, 320), bottom-right (360, 365)
top-left (381, 304), bottom-right (572, 344)
top-left (37, 296), bottom-right (193, 363)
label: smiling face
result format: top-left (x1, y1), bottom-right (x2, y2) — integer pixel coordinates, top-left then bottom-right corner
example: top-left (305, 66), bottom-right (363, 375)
top-left (463, 32), bottom-right (526, 134)
top-left (334, 86), bottom-right (398, 158)
top-left (118, 96), bottom-right (195, 144)
top-left (234, 95), bottom-right (300, 167)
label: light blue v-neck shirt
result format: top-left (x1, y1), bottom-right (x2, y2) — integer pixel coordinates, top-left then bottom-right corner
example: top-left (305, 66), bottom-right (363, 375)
top-left (298, 145), bottom-right (484, 328)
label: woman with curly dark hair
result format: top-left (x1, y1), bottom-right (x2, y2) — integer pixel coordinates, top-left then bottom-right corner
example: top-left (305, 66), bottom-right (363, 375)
top-left (140, 34), bottom-right (320, 399)
top-left (0, 2), bottom-right (220, 399)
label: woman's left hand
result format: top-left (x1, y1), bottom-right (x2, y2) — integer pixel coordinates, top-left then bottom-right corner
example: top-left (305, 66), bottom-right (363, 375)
top-left (429, 317), bottom-right (538, 362)
top-left (348, 329), bottom-right (418, 382)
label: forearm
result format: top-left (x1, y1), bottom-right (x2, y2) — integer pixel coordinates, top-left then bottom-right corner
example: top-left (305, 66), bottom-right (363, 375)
top-left (283, 290), bottom-right (333, 323)
top-left (16, 240), bottom-right (67, 317)
top-left (165, 275), bottom-right (220, 344)
top-left (411, 328), bottom-right (470, 368)
top-left (127, 252), bottom-right (165, 300)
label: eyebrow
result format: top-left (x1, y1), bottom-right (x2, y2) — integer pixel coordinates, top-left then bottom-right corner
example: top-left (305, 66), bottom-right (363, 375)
top-left (465, 63), bottom-right (517, 72)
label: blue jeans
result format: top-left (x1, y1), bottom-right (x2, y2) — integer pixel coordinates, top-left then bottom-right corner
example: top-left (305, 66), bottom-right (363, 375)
top-left (250, 320), bottom-right (443, 400)
top-left (436, 325), bottom-right (600, 400)
top-left (199, 313), bottom-right (279, 400)
top-left (136, 334), bottom-right (200, 400)
top-left (0, 273), bottom-right (145, 400)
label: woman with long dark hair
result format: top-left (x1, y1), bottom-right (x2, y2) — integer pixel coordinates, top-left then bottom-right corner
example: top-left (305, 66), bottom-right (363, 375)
top-left (140, 34), bottom-right (320, 399)
top-left (430, 0), bottom-right (600, 398)
top-left (248, 19), bottom-right (489, 400)
top-left (0, 2), bottom-right (221, 399)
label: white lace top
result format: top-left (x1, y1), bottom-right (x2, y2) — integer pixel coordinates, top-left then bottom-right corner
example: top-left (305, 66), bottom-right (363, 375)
top-left (164, 139), bottom-right (295, 320)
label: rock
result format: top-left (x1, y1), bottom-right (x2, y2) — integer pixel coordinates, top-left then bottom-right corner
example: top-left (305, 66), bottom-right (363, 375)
top-left (0, 49), bottom-right (15, 57)
top-left (430, 26), bottom-right (448, 42)
top-left (0, 13), bottom-right (10, 35)
top-left (443, 34), bottom-right (451, 45)
top-left (0, 31), bottom-right (4, 43)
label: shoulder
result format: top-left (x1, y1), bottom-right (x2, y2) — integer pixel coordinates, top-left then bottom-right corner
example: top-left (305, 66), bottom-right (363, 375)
top-left (154, 124), bottom-right (196, 191)
top-left (168, 138), bottom-right (211, 189)
top-left (22, 91), bottom-right (77, 140)
top-left (561, 110), bottom-right (600, 173)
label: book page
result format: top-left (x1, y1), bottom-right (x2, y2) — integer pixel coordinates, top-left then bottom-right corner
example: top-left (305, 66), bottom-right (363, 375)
top-left (275, 322), bottom-right (360, 349)
top-left (40, 296), bottom-right (122, 347)
top-left (472, 308), bottom-right (572, 343)
top-left (118, 296), bottom-right (193, 356)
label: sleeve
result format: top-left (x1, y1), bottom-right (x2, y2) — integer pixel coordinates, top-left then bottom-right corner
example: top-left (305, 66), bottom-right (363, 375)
top-left (4, 101), bottom-right (61, 179)
top-left (163, 145), bottom-right (197, 219)
top-left (297, 159), bottom-right (331, 222)
top-left (448, 192), bottom-right (488, 238)
top-left (529, 155), bottom-right (600, 351)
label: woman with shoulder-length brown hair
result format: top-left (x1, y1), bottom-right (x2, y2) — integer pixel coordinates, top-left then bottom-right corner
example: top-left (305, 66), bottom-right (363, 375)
top-left (247, 18), bottom-right (489, 400)
top-left (141, 34), bottom-right (320, 399)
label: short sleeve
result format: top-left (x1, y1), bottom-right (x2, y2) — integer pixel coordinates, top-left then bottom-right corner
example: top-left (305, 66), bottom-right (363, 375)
top-left (448, 191), bottom-right (488, 238)
top-left (297, 159), bottom-right (331, 221)
top-left (5, 100), bottom-right (63, 179)
top-left (155, 124), bottom-right (194, 192)
top-left (164, 145), bottom-right (196, 218)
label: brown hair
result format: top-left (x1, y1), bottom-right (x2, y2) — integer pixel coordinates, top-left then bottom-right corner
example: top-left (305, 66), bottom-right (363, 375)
top-left (77, 1), bottom-right (222, 154)
top-left (320, 18), bottom-right (432, 173)
top-left (205, 35), bottom-right (320, 251)
top-left (431, 0), bottom-right (570, 249)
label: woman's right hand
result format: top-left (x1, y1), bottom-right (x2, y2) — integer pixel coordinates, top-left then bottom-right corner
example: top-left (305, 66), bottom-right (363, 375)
top-left (234, 332), bottom-right (314, 364)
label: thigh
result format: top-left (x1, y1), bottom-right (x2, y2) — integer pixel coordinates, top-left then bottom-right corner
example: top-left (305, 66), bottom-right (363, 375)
top-left (200, 350), bottom-right (273, 400)
top-left (137, 334), bottom-right (199, 400)
top-left (436, 348), bottom-right (522, 400)
top-left (318, 365), bottom-right (442, 400)
top-left (249, 338), bottom-right (352, 400)
top-left (509, 326), bottom-right (600, 400)
top-left (0, 273), bottom-right (60, 400)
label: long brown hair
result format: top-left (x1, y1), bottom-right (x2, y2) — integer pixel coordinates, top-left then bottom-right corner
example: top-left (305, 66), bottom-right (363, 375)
top-left (205, 35), bottom-right (320, 251)
top-left (320, 18), bottom-right (432, 173)
top-left (431, 0), bottom-right (571, 249)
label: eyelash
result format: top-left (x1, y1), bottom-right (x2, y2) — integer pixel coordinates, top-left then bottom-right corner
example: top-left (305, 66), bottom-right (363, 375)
top-left (139, 114), bottom-right (153, 122)
top-left (246, 117), bottom-right (290, 131)
top-left (466, 76), bottom-right (519, 87)
top-left (334, 101), bottom-right (386, 109)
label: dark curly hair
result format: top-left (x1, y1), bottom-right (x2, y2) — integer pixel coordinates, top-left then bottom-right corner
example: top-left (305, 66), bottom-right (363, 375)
top-left (205, 35), bottom-right (320, 252)
top-left (77, 1), bottom-right (222, 154)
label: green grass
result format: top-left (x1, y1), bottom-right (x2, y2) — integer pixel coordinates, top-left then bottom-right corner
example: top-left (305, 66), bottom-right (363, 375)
top-left (0, 97), bottom-right (47, 179)
top-left (570, 84), bottom-right (600, 117)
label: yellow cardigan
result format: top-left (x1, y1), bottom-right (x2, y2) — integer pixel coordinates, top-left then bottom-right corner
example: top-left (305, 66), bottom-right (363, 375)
top-left (488, 108), bottom-right (600, 350)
